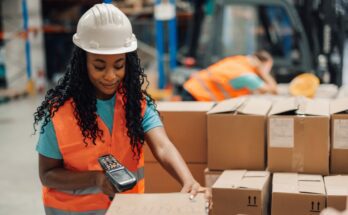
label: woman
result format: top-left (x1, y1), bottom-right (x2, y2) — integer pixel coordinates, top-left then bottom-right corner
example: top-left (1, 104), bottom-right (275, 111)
top-left (34, 3), bottom-right (211, 215)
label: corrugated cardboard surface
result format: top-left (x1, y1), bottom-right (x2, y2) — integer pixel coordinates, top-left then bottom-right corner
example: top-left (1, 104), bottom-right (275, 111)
top-left (268, 98), bottom-right (330, 175)
top-left (330, 99), bottom-right (348, 173)
top-left (272, 173), bottom-right (326, 215)
top-left (208, 98), bottom-right (271, 170)
top-left (106, 193), bottom-right (206, 215)
top-left (144, 162), bottom-right (206, 193)
top-left (212, 170), bottom-right (270, 215)
top-left (324, 175), bottom-right (348, 211)
top-left (144, 101), bottom-right (214, 163)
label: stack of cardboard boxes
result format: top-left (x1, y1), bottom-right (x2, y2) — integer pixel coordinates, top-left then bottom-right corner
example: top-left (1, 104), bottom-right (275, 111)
top-left (268, 97), bottom-right (331, 215)
top-left (143, 101), bottom-right (214, 192)
top-left (330, 98), bottom-right (348, 174)
top-left (143, 97), bottom-right (348, 214)
top-left (207, 97), bottom-right (272, 214)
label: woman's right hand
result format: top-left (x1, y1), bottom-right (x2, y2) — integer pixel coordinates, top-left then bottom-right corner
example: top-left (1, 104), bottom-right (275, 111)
top-left (95, 172), bottom-right (118, 197)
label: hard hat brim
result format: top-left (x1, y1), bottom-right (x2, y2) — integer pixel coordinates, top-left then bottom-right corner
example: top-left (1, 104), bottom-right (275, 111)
top-left (72, 36), bottom-right (137, 55)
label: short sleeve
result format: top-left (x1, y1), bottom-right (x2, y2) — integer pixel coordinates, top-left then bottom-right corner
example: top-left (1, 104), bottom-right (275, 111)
top-left (142, 98), bottom-right (163, 133)
top-left (229, 73), bottom-right (264, 91)
top-left (36, 120), bottom-right (63, 159)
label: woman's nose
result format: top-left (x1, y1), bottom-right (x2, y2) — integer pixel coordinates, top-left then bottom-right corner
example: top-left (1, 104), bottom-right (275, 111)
top-left (104, 68), bottom-right (116, 81)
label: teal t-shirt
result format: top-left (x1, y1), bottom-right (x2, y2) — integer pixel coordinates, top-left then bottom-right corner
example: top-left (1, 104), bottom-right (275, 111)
top-left (229, 73), bottom-right (264, 91)
top-left (36, 95), bottom-right (162, 159)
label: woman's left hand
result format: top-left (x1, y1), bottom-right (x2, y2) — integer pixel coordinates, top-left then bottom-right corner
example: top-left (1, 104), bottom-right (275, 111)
top-left (181, 180), bottom-right (213, 211)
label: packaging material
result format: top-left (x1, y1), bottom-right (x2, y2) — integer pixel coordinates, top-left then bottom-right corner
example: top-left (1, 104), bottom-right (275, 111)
top-left (272, 173), bottom-right (326, 215)
top-left (144, 101), bottom-right (215, 163)
top-left (204, 168), bottom-right (223, 188)
top-left (330, 98), bottom-right (348, 174)
top-left (324, 175), bottom-right (348, 211)
top-left (106, 193), bottom-right (206, 215)
top-left (212, 170), bottom-right (270, 215)
top-left (207, 97), bottom-right (272, 170)
top-left (145, 162), bottom-right (206, 193)
top-left (268, 97), bottom-right (330, 175)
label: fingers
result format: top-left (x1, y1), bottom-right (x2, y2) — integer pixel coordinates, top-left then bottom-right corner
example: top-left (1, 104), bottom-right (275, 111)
top-left (189, 182), bottom-right (200, 198)
top-left (205, 188), bottom-right (213, 210)
top-left (96, 173), bottom-right (117, 197)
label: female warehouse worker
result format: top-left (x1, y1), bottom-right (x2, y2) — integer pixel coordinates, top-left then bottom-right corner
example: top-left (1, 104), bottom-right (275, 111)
top-left (33, 3), bottom-right (211, 214)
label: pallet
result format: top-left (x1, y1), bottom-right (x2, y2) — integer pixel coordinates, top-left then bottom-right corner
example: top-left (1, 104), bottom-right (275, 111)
top-left (0, 88), bottom-right (28, 104)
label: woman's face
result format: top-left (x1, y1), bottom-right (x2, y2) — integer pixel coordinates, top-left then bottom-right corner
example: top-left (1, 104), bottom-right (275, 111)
top-left (86, 52), bottom-right (126, 99)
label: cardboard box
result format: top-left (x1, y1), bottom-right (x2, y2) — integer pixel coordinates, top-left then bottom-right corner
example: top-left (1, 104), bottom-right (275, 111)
top-left (212, 170), bottom-right (270, 215)
top-left (330, 98), bottom-right (348, 174)
top-left (207, 97), bottom-right (272, 170)
top-left (145, 162), bottom-right (206, 193)
top-left (106, 193), bottom-right (206, 215)
top-left (268, 97), bottom-right (330, 175)
top-left (204, 168), bottom-right (223, 188)
top-left (144, 102), bottom-right (215, 163)
top-left (324, 175), bottom-right (348, 211)
top-left (272, 173), bottom-right (326, 215)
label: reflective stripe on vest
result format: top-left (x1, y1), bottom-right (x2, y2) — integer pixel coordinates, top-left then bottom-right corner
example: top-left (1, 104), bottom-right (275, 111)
top-left (205, 69), bottom-right (231, 99)
top-left (59, 167), bottom-right (145, 195)
top-left (45, 207), bottom-right (106, 215)
top-left (192, 69), bottom-right (231, 100)
top-left (45, 92), bottom-right (146, 212)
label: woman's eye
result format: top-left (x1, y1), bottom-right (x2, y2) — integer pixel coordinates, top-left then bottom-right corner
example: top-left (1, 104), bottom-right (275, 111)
top-left (94, 66), bottom-right (105, 71)
top-left (114, 65), bottom-right (124, 70)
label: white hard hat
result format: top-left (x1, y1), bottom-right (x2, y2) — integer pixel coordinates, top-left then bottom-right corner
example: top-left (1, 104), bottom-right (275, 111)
top-left (72, 3), bottom-right (137, 55)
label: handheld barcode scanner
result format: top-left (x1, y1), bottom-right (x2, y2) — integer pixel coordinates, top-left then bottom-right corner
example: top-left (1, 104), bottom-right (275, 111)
top-left (98, 154), bottom-right (137, 192)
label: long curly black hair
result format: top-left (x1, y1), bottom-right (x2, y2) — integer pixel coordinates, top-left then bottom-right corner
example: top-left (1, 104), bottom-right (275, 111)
top-left (33, 46), bottom-right (156, 158)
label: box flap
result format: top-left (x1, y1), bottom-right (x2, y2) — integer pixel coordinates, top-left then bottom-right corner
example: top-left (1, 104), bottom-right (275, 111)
top-left (213, 170), bottom-right (269, 190)
top-left (238, 98), bottom-right (272, 116)
top-left (324, 175), bottom-right (348, 195)
top-left (239, 171), bottom-right (270, 190)
top-left (207, 97), bottom-right (246, 114)
top-left (298, 174), bottom-right (322, 182)
top-left (106, 193), bottom-right (206, 215)
top-left (330, 98), bottom-right (348, 114)
top-left (273, 173), bottom-right (298, 193)
top-left (244, 171), bottom-right (269, 177)
top-left (269, 97), bottom-right (330, 116)
top-left (297, 175), bottom-right (325, 195)
top-left (304, 98), bottom-right (330, 116)
top-left (273, 173), bottom-right (325, 195)
top-left (269, 97), bottom-right (298, 115)
top-left (212, 170), bottom-right (246, 188)
top-left (157, 101), bottom-right (215, 112)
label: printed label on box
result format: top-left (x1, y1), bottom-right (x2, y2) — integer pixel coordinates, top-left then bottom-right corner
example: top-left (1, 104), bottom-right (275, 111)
top-left (269, 118), bottom-right (294, 148)
top-left (334, 119), bottom-right (348, 149)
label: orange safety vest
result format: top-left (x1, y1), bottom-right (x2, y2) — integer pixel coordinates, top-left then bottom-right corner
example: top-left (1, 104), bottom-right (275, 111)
top-left (43, 92), bottom-right (146, 214)
top-left (184, 56), bottom-right (260, 101)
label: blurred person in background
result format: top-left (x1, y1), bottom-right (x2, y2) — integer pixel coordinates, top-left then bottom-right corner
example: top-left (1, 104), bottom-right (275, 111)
top-left (33, 3), bottom-right (211, 215)
top-left (182, 50), bottom-right (278, 101)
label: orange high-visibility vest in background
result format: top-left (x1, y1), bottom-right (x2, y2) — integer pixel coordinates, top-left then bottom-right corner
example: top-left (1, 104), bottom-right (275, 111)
top-left (43, 92), bottom-right (146, 214)
top-left (184, 55), bottom-right (260, 101)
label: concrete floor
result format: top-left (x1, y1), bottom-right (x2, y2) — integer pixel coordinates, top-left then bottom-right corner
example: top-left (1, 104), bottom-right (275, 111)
top-left (0, 96), bottom-right (44, 215)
